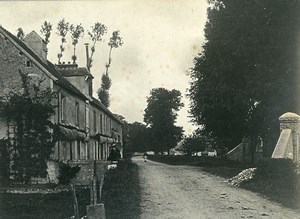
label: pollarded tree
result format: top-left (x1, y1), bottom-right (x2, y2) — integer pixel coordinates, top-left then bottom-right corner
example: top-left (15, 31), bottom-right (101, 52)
top-left (0, 70), bottom-right (56, 184)
top-left (144, 88), bottom-right (184, 154)
top-left (56, 18), bottom-right (70, 64)
top-left (98, 73), bottom-right (111, 107)
top-left (87, 22), bottom-right (107, 70)
top-left (70, 23), bottom-right (84, 64)
top-left (98, 30), bottom-right (123, 108)
top-left (40, 21), bottom-right (52, 45)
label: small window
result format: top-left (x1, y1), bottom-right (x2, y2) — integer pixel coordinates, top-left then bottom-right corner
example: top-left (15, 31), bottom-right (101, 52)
top-left (70, 141), bottom-right (73, 160)
top-left (75, 102), bottom-right (79, 126)
top-left (100, 114), bottom-right (103, 133)
top-left (61, 95), bottom-right (66, 122)
top-left (77, 140), bottom-right (81, 160)
top-left (26, 60), bottom-right (32, 67)
top-left (93, 111), bottom-right (97, 132)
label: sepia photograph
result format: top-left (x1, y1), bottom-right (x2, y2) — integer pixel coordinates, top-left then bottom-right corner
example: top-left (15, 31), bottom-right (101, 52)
top-left (0, 0), bottom-right (299, 218)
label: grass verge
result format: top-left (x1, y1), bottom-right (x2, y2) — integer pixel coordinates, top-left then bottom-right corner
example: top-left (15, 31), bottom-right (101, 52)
top-left (102, 159), bottom-right (141, 219)
top-left (0, 187), bottom-right (90, 219)
top-left (240, 158), bottom-right (300, 209)
top-left (148, 155), bottom-right (248, 179)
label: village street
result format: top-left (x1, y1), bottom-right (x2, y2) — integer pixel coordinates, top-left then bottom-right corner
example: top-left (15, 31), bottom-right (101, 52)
top-left (133, 156), bottom-right (300, 219)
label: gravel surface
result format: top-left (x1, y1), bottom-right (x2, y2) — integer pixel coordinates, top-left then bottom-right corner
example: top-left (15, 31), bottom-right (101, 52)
top-left (133, 156), bottom-right (300, 219)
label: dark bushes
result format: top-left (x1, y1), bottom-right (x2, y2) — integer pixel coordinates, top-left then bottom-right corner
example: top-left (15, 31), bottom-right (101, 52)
top-left (0, 139), bottom-right (11, 185)
top-left (102, 159), bottom-right (141, 219)
top-left (241, 158), bottom-right (300, 208)
top-left (57, 162), bottom-right (81, 185)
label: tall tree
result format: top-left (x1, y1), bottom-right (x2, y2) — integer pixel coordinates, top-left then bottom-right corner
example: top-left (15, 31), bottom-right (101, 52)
top-left (127, 122), bottom-right (151, 152)
top-left (87, 22), bottom-right (107, 70)
top-left (70, 23), bottom-right (84, 64)
top-left (144, 88), bottom-right (184, 154)
top-left (189, 0), bottom-right (300, 155)
top-left (98, 30), bottom-right (123, 108)
top-left (40, 21), bottom-right (52, 45)
top-left (56, 18), bottom-right (70, 64)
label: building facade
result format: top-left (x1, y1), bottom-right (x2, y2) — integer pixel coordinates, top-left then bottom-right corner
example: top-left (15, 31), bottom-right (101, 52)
top-left (0, 26), bottom-right (123, 171)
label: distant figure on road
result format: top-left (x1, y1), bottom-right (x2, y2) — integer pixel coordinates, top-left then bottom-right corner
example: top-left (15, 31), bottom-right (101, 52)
top-left (143, 152), bottom-right (148, 162)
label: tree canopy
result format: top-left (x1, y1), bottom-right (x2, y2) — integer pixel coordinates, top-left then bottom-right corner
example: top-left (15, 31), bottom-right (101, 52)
top-left (189, 0), bottom-right (300, 155)
top-left (144, 88), bottom-right (184, 154)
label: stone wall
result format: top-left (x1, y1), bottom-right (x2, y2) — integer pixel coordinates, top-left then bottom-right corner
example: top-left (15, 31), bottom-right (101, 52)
top-left (47, 160), bottom-right (108, 185)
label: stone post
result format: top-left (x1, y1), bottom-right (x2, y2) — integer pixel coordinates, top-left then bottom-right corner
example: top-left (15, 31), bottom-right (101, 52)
top-left (278, 112), bottom-right (300, 161)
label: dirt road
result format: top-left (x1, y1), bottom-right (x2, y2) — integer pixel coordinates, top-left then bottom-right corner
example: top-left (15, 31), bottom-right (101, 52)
top-left (133, 156), bottom-right (300, 219)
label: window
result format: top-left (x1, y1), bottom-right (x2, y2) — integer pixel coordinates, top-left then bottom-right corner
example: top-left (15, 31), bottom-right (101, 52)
top-left (75, 102), bottom-right (79, 126)
top-left (100, 114), bottom-right (103, 133)
top-left (61, 95), bottom-right (66, 122)
top-left (26, 60), bottom-right (32, 67)
top-left (77, 140), bottom-right (81, 160)
top-left (94, 141), bottom-right (97, 160)
top-left (93, 111), bottom-right (97, 132)
top-left (100, 144), bottom-right (104, 160)
top-left (109, 119), bottom-right (112, 132)
top-left (70, 141), bottom-right (73, 160)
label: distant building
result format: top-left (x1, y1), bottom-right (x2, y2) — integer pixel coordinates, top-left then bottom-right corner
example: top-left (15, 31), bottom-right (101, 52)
top-left (0, 26), bottom-right (123, 183)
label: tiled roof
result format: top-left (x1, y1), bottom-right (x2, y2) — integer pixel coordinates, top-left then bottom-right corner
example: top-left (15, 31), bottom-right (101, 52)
top-left (0, 26), bottom-right (88, 101)
top-left (59, 67), bottom-right (93, 78)
top-left (91, 97), bottom-right (123, 125)
top-left (0, 25), bottom-right (123, 125)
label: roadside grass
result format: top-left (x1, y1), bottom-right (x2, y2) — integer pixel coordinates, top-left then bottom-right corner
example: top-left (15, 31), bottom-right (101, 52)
top-left (0, 187), bottom-right (90, 219)
top-left (148, 155), bottom-right (248, 178)
top-left (239, 158), bottom-right (300, 209)
top-left (102, 159), bottom-right (141, 219)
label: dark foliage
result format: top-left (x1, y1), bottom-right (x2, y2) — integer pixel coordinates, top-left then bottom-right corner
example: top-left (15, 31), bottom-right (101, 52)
top-left (240, 158), bottom-right (300, 208)
top-left (189, 0), bottom-right (300, 155)
top-left (0, 187), bottom-right (90, 219)
top-left (0, 71), bottom-right (56, 184)
top-left (0, 139), bottom-right (11, 185)
top-left (144, 88), bottom-right (184, 153)
top-left (57, 162), bottom-right (81, 185)
top-left (102, 159), bottom-right (141, 219)
top-left (126, 122), bottom-right (152, 152)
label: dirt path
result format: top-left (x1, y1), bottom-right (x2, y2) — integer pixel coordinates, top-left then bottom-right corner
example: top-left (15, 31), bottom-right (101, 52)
top-left (133, 156), bottom-right (300, 219)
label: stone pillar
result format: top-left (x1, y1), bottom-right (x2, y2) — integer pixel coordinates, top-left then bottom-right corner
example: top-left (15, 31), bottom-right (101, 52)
top-left (278, 112), bottom-right (300, 161)
top-left (87, 203), bottom-right (106, 219)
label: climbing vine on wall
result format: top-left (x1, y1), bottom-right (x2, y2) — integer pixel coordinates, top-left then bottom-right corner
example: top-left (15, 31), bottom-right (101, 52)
top-left (0, 70), bottom-right (56, 184)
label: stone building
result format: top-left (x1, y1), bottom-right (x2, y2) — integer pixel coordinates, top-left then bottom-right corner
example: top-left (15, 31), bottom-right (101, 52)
top-left (0, 26), bottom-right (123, 183)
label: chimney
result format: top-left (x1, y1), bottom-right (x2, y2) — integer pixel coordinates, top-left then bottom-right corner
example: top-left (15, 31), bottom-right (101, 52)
top-left (24, 31), bottom-right (47, 63)
top-left (85, 43), bottom-right (89, 71)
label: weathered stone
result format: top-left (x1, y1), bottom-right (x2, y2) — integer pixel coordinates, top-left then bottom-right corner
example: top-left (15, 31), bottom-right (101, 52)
top-left (86, 203), bottom-right (106, 219)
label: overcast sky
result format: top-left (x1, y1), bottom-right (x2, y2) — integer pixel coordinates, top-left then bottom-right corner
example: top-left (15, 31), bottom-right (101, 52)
top-left (0, 0), bottom-right (208, 134)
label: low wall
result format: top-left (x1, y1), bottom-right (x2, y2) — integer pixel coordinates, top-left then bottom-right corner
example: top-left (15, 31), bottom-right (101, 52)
top-left (45, 160), bottom-right (108, 185)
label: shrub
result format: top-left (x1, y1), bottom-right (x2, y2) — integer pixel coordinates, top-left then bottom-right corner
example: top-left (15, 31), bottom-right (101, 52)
top-left (57, 162), bottom-right (81, 185)
top-left (0, 139), bottom-right (11, 185)
top-left (241, 158), bottom-right (300, 208)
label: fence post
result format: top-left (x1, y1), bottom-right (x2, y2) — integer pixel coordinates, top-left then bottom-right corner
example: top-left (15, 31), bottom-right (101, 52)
top-left (70, 184), bottom-right (79, 219)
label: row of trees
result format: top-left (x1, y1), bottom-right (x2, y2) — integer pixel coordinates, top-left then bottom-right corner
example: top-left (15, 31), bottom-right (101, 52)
top-left (189, 0), bottom-right (300, 156)
top-left (18, 19), bottom-right (123, 108)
